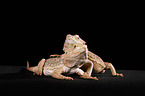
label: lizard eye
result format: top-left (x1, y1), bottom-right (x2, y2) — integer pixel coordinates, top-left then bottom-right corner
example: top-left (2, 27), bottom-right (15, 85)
top-left (74, 45), bottom-right (76, 48)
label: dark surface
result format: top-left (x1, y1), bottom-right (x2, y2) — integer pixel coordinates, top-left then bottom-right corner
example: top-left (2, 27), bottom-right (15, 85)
top-left (0, 66), bottom-right (145, 95)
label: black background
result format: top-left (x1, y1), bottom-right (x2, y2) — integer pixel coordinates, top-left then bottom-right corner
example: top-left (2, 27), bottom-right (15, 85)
top-left (4, 21), bottom-right (144, 70)
top-left (1, 3), bottom-right (144, 71)
top-left (5, 28), bottom-right (144, 70)
top-left (1, 2), bottom-right (145, 95)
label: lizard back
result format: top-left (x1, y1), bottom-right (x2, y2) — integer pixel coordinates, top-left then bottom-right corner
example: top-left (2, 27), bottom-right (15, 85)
top-left (43, 58), bottom-right (64, 75)
top-left (88, 51), bottom-right (106, 68)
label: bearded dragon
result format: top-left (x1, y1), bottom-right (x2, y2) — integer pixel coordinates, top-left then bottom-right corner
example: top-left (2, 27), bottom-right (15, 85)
top-left (61, 34), bottom-right (123, 77)
top-left (27, 44), bottom-right (98, 80)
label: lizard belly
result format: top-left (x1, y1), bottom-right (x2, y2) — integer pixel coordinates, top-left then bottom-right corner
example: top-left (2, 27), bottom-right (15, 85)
top-left (43, 66), bottom-right (81, 76)
top-left (63, 66), bottom-right (81, 75)
top-left (43, 66), bottom-right (71, 76)
top-left (68, 67), bottom-right (80, 74)
top-left (43, 68), bottom-right (54, 76)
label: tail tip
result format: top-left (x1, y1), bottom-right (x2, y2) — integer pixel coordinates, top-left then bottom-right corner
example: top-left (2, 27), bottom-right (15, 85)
top-left (27, 61), bottom-right (29, 68)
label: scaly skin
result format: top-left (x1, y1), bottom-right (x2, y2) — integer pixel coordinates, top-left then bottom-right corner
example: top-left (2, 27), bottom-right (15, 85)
top-left (88, 51), bottom-right (123, 77)
top-left (27, 44), bottom-right (98, 80)
top-left (27, 34), bottom-right (123, 81)
top-left (62, 34), bottom-right (123, 77)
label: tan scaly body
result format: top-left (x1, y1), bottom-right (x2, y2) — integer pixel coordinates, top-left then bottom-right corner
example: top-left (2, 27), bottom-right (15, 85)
top-left (62, 34), bottom-right (123, 77)
top-left (27, 44), bottom-right (98, 80)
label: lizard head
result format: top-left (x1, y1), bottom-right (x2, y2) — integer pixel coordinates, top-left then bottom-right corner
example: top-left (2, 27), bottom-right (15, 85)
top-left (63, 34), bottom-right (86, 53)
top-left (62, 44), bottom-right (88, 68)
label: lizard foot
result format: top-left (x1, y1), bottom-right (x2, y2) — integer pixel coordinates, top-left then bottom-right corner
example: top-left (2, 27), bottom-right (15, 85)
top-left (80, 72), bottom-right (98, 80)
top-left (113, 73), bottom-right (124, 77)
top-left (63, 76), bottom-right (74, 80)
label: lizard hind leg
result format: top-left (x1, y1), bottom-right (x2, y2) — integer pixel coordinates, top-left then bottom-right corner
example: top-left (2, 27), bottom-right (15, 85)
top-left (27, 59), bottom-right (45, 75)
top-left (38, 59), bottom-right (45, 75)
top-left (27, 61), bottom-right (39, 75)
top-left (104, 62), bottom-right (123, 77)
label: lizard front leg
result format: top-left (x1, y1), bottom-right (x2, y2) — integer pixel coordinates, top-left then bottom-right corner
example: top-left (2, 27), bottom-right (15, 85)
top-left (50, 54), bottom-right (61, 58)
top-left (52, 67), bottom-right (73, 80)
top-left (83, 60), bottom-right (94, 76)
top-left (105, 62), bottom-right (123, 77)
top-left (79, 60), bottom-right (98, 80)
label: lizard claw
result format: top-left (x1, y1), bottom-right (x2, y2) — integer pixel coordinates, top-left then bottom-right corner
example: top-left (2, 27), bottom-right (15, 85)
top-left (90, 77), bottom-right (98, 80)
top-left (80, 75), bottom-right (98, 80)
top-left (113, 73), bottom-right (124, 77)
top-left (63, 76), bottom-right (74, 80)
top-left (117, 73), bottom-right (124, 77)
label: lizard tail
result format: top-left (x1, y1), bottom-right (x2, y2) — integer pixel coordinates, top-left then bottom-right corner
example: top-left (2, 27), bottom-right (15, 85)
top-left (26, 60), bottom-right (45, 76)
top-left (26, 61), bottom-right (36, 73)
top-left (27, 61), bottom-right (29, 68)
